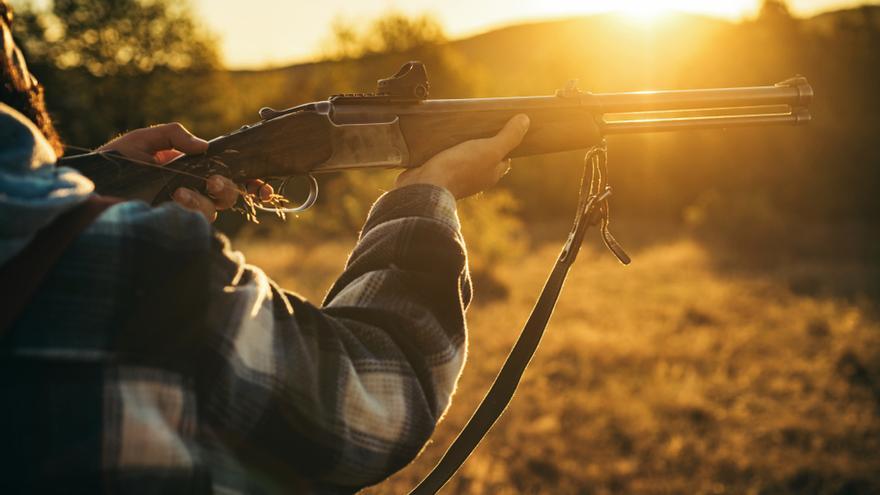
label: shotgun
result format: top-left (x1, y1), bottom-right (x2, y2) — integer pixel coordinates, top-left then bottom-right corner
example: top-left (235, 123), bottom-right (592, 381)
top-left (63, 61), bottom-right (813, 213)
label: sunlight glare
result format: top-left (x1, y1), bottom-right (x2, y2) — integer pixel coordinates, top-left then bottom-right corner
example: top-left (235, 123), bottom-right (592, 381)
top-left (615, 0), bottom-right (671, 22)
top-left (531, 0), bottom-right (758, 25)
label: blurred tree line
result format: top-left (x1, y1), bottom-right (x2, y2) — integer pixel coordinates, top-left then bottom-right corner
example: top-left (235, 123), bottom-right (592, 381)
top-left (10, 0), bottom-right (880, 261)
top-left (11, 0), bottom-right (233, 144)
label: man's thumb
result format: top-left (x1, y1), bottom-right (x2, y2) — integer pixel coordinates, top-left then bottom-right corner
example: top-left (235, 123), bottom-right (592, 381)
top-left (491, 114), bottom-right (531, 153)
top-left (152, 122), bottom-right (209, 155)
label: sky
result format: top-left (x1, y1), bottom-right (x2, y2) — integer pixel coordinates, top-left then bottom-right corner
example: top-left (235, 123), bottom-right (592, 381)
top-left (191, 0), bottom-right (873, 69)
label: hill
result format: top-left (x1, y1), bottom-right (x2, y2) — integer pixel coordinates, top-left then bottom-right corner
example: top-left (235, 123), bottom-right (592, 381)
top-left (219, 6), bottom-right (880, 229)
top-left (227, 13), bottom-right (737, 98)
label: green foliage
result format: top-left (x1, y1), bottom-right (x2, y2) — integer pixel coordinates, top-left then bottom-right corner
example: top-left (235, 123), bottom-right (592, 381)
top-left (759, 0), bottom-right (795, 23)
top-left (13, 0), bottom-right (218, 76)
top-left (323, 12), bottom-right (446, 60)
top-left (684, 189), bottom-right (788, 256)
top-left (293, 170), bottom-right (400, 237)
top-left (458, 191), bottom-right (527, 273)
top-left (11, 0), bottom-right (229, 146)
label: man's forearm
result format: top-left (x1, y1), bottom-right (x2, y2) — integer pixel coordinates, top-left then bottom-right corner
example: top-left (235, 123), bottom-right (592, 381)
top-left (201, 184), bottom-right (470, 489)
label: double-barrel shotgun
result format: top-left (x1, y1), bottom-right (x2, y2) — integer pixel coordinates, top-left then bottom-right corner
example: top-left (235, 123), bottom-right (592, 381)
top-left (63, 61), bottom-right (812, 213)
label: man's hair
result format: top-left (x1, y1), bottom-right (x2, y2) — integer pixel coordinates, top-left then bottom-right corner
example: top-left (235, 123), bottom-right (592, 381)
top-left (1, 1), bottom-right (63, 156)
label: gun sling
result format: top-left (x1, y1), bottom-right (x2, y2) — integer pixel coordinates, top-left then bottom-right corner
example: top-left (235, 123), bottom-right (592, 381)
top-left (410, 144), bottom-right (625, 494)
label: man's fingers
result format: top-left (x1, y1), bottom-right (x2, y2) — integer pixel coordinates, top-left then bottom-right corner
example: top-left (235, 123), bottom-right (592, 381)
top-left (173, 188), bottom-right (218, 222)
top-left (143, 123), bottom-right (209, 156)
top-left (154, 149), bottom-right (183, 165)
top-left (495, 159), bottom-right (512, 180)
top-left (205, 175), bottom-right (239, 209)
top-left (97, 123), bottom-right (209, 166)
top-left (246, 179), bottom-right (274, 201)
top-left (260, 184), bottom-right (273, 202)
top-left (117, 149), bottom-right (157, 164)
top-left (487, 114), bottom-right (530, 158)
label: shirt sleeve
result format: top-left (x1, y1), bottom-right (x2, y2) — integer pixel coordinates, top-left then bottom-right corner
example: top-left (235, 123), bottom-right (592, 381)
top-left (200, 184), bottom-right (471, 490)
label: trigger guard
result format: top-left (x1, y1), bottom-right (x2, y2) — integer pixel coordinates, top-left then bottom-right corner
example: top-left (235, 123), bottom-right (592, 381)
top-left (253, 174), bottom-right (319, 214)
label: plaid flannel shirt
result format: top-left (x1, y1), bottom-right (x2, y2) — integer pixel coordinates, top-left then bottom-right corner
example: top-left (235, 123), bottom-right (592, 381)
top-left (0, 182), bottom-right (470, 494)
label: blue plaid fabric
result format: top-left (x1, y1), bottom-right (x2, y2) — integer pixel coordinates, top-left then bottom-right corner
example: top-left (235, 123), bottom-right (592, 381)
top-left (0, 105), bottom-right (471, 494)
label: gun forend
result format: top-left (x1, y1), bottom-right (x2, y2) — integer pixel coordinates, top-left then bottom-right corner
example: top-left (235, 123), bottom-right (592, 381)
top-left (595, 76), bottom-right (813, 134)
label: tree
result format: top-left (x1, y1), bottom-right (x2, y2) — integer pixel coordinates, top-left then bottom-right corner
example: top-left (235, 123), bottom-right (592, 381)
top-left (11, 0), bottom-right (230, 146)
top-left (323, 12), bottom-right (446, 60)
top-left (13, 0), bottom-right (218, 76)
top-left (757, 0), bottom-right (796, 27)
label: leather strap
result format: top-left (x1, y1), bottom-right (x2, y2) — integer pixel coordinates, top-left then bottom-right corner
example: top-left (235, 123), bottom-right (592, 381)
top-left (0, 195), bottom-right (122, 333)
top-left (409, 145), bottom-right (624, 494)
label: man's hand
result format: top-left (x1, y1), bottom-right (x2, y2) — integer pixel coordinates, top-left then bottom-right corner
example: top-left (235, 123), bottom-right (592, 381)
top-left (98, 122), bottom-right (272, 222)
top-left (394, 114), bottom-right (530, 199)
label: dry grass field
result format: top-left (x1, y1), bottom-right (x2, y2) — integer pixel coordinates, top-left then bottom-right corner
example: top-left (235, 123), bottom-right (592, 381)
top-left (239, 221), bottom-right (880, 494)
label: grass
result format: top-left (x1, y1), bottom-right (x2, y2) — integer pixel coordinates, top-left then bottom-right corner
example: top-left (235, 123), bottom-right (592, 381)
top-left (238, 222), bottom-right (880, 494)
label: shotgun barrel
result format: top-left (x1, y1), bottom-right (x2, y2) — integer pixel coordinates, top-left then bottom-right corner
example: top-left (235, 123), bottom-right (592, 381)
top-left (594, 75), bottom-right (812, 133)
top-left (592, 76), bottom-right (812, 112)
top-left (324, 72), bottom-right (812, 165)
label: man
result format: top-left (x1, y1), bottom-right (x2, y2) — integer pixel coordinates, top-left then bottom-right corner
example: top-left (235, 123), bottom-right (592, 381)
top-left (0, 2), bottom-right (530, 493)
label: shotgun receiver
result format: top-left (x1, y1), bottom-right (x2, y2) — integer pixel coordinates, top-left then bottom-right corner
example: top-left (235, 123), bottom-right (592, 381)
top-left (65, 61), bottom-right (813, 213)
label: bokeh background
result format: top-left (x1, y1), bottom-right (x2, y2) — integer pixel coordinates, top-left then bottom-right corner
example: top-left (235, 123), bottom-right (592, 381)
top-left (10, 0), bottom-right (880, 492)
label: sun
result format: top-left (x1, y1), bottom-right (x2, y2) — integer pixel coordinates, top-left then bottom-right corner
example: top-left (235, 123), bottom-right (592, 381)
top-left (614, 0), bottom-right (671, 21)
top-left (614, 0), bottom-right (669, 19)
